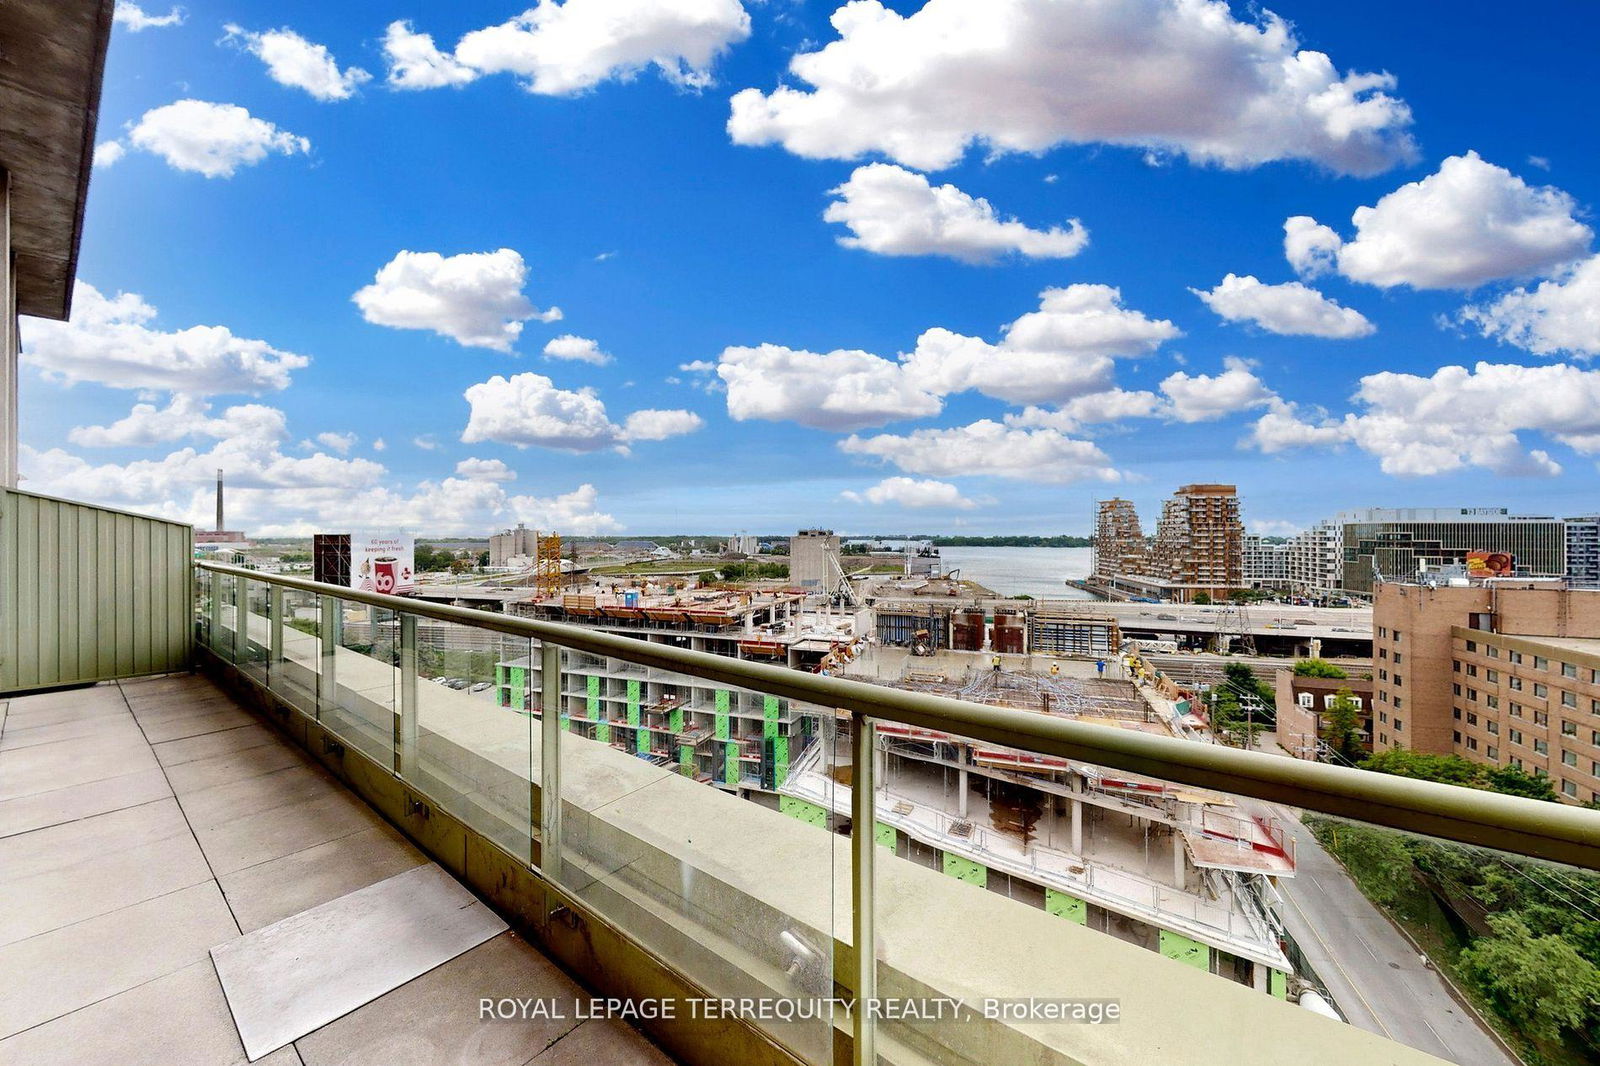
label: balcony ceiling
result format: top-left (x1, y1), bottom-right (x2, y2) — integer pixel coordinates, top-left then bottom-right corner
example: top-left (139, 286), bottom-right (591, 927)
top-left (0, 0), bottom-right (112, 320)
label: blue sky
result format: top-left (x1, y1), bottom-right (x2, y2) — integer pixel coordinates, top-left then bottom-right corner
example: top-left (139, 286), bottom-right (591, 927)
top-left (18, 0), bottom-right (1600, 536)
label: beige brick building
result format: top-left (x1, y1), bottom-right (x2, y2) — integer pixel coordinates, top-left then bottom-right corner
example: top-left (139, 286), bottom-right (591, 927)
top-left (1372, 580), bottom-right (1600, 802)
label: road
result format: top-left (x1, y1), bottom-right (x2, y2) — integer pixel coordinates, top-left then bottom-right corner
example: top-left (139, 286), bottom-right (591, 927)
top-left (1275, 813), bottom-right (1515, 1066)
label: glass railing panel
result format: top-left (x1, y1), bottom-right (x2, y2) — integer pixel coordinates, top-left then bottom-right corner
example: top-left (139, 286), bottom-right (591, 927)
top-left (274, 585), bottom-right (321, 715)
top-left (855, 706), bottom-right (1585, 1066)
top-left (315, 594), bottom-right (399, 768)
top-left (407, 618), bottom-right (533, 861)
top-left (236, 575), bottom-right (270, 685)
top-left (551, 649), bottom-right (840, 1065)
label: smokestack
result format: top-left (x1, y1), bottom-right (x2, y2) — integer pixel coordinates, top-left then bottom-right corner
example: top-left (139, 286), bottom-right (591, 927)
top-left (216, 468), bottom-right (224, 533)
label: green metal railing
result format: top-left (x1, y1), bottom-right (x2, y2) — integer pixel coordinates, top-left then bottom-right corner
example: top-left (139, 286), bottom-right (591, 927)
top-left (194, 559), bottom-right (1600, 1065)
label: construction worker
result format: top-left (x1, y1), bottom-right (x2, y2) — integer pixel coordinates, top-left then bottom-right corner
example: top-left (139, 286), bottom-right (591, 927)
top-left (991, 653), bottom-right (1002, 674)
top-left (1049, 662), bottom-right (1060, 679)
top-left (1096, 659), bottom-right (1106, 676)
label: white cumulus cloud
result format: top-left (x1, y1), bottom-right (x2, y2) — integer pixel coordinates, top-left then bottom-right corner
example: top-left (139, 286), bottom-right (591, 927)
top-left (315, 431), bottom-right (357, 454)
top-left (824, 163), bottom-right (1087, 263)
top-left (728, 0), bottom-right (1415, 174)
top-left (543, 334), bottom-right (613, 365)
top-left (841, 420), bottom-right (1123, 484)
top-left (1286, 152), bottom-right (1592, 290)
top-left (93, 142), bottom-right (126, 167)
top-left (393, 0), bottom-right (752, 96)
top-left (1461, 254), bottom-right (1600, 359)
top-left (113, 3), bottom-right (184, 31)
top-left (353, 249), bottom-right (560, 352)
top-left (1193, 274), bottom-right (1374, 338)
top-left (68, 395), bottom-right (287, 448)
top-left (455, 457), bottom-right (517, 481)
top-left (225, 25), bottom-right (372, 101)
top-left (22, 282), bottom-right (309, 393)
top-left (1158, 357), bottom-right (1275, 422)
top-left (713, 284), bottom-right (1177, 430)
top-left (461, 372), bottom-right (700, 452)
top-left (840, 477), bottom-right (979, 509)
top-left (126, 99), bottom-right (309, 178)
top-left (383, 21), bottom-right (479, 89)
top-left (1246, 361), bottom-right (1600, 476)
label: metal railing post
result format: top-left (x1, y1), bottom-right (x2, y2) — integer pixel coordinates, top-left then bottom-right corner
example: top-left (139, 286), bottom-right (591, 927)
top-left (233, 573), bottom-right (248, 664)
top-left (397, 614), bottom-right (418, 776)
top-left (268, 585), bottom-right (283, 688)
top-left (851, 712), bottom-right (876, 1066)
top-left (540, 639), bottom-right (563, 882)
top-left (318, 596), bottom-right (339, 721)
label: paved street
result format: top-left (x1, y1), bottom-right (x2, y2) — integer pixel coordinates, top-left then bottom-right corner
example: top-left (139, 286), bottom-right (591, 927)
top-left (1275, 813), bottom-right (1515, 1066)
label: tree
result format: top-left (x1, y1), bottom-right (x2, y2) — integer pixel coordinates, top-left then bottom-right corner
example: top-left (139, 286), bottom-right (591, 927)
top-left (1192, 592), bottom-right (1211, 605)
top-left (1360, 748), bottom-right (1482, 787)
top-left (1294, 658), bottom-right (1348, 679)
top-left (1326, 822), bottom-right (1417, 908)
top-left (1485, 765), bottom-right (1559, 803)
top-left (1323, 689), bottom-right (1364, 762)
top-left (1458, 913), bottom-right (1600, 1044)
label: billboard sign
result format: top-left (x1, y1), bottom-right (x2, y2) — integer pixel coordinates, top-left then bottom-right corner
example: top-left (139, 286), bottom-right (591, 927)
top-left (1465, 550), bottom-right (1514, 579)
top-left (351, 532), bottom-right (415, 595)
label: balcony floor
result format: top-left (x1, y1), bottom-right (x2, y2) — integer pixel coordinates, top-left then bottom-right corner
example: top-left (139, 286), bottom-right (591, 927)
top-left (0, 673), bottom-right (674, 1066)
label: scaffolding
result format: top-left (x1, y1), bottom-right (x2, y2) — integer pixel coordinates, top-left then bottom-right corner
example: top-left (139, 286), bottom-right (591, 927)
top-left (533, 532), bottom-right (563, 600)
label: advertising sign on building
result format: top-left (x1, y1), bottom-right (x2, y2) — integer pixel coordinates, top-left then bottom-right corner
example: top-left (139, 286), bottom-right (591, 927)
top-left (350, 533), bottom-right (415, 595)
top-left (1465, 550), bottom-right (1515, 579)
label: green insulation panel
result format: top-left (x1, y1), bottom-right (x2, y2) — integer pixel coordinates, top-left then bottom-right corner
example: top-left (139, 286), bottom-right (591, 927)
top-left (669, 707), bottom-right (683, 733)
top-left (725, 741), bottom-right (738, 785)
top-left (1269, 969), bottom-right (1287, 1000)
top-left (715, 710), bottom-right (729, 741)
top-left (508, 667), bottom-right (526, 710)
top-left (1159, 931), bottom-right (1209, 971)
top-left (560, 714), bottom-right (571, 732)
top-left (762, 694), bottom-right (780, 738)
top-left (678, 744), bottom-right (694, 774)
top-left (596, 721), bottom-right (611, 743)
top-left (715, 689), bottom-right (730, 712)
top-left (772, 735), bottom-right (790, 786)
top-left (585, 674), bottom-right (600, 716)
top-left (779, 795), bottom-right (828, 828)
top-left (627, 678), bottom-right (640, 713)
top-left (2, 489), bottom-right (194, 694)
top-left (1045, 888), bottom-right (1087, 924)
top-left (636, 722), bottom-right (650, 754)
top-left (942, 853), bottom-right (987, 887)
top-left (875, 822), bottom-right (896, 850)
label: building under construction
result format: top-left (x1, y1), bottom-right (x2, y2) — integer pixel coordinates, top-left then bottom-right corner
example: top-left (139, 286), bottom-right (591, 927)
top-left (1092, 498), bottom-right (1147, 581)
top-left (778, 661), bottom-right (1294, 993)
top-left (871, 598), bottom-right (1122, 658)
top-left (1092, 485), bottom-right (1248, 603)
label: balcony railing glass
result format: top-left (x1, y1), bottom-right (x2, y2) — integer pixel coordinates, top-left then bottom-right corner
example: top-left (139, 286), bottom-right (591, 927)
top-left (193, 560), bottom-right (1600, 1066)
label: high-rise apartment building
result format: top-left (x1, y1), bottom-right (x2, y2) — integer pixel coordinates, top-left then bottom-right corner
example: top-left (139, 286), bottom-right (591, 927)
top-left (1091, 498), bottom-right (1147, 580)
top-left (1566, 516), bottom-right (1600, 588)
top-left (1148, 484), bottom-right (1244, 597)
top-left (1287, 519), bottom-right (1342, 597)
top-left (1242, 535), bottom-right (1290, 590)
top-left (1372, 580), bottom-right (1600, 803)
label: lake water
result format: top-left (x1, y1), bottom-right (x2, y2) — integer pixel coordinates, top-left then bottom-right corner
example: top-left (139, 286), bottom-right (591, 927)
top-left (937, 546), bottom-right (1097, 599)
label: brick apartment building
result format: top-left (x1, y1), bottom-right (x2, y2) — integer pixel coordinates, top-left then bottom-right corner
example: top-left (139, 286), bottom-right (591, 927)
top-left (1372, 580), bottom-right (1600, 803)
top-left (1273, 673), bottom-right (1375, 761)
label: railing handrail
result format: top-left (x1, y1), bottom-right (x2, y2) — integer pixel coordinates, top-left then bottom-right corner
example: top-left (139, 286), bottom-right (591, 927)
top-left (198, 560), bottom-right (1600, 869)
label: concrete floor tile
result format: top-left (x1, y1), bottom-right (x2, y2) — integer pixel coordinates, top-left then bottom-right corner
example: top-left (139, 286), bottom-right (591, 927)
top-left (219, 822), bottom-right (427, 934)
top-left (163, 739), bottom-right (305, 795)
top-left (0, 731), bottom-right (159, 802)
top-left (181, 763), bottom-right (346, 831)
top-left (0, 881), bottom-right (239, 1038)
top-left (197, 788), bottom-right (386, 875)
top-left (0, 798), bottom-right (188, 882)
top-left (128, 692), bottom-right (249, 724)
top-left (154, 724), bottom-right (286, 768)
top-left (0, 961), bottom-right (253, 1066)
top-left (0, 827), bottom-right (213, 946)
top-left (140, 705), bottom-right (263, 745)
top-left (211, 864), bottom-right (507, 1060)
top-left (530, 1018), bottom-right (674, 1066)
top-left (0, 767), bottom-right (172, 840)
top-left (294, 932), bottom-right (585, 1066)
top-left (0, 712), bottom-right (142, 753)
